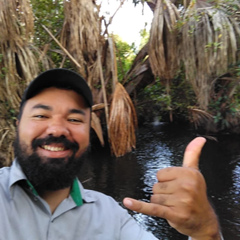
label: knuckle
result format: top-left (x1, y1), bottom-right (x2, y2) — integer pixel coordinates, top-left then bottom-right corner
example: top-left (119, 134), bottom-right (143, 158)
top-left (150, 195), bottom-right (166, 205)
top-left (152, 182), bottom-right (168, 193)
top-left (152, 183), bottom-right (159, 193)
top-left (183, 197), bottom-right (195, 210)
top-left (181, 181), bottom-right (197, 192)
top-left (178, 212), bottom-right (190, 222)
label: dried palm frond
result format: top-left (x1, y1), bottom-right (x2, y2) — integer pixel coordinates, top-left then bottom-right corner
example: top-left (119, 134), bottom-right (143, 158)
top-left (181, 0), bottom-right (240, 110)
top-left (0, 0), bottom-right (34, 45)
top-left (148, 0), bottom-right (180, 122)
top-left (0, 0), bottom-right (40, 165)
top-left (108, 37), bottom-right (118, 93)
top-left (91, 111), bottom-right (104, 146)
top-left (188, 107), bottom-right (214, 129)
top-left (109, 82), bottom-right (138, 157)
top-left (97, 48), bottom-right (109, 127)
top-left (96, 38), bottom-right (116, 104)
top-left (148, 0), bottom-right (180, 80)
top-left (60, 0), bottom-right (100, 80)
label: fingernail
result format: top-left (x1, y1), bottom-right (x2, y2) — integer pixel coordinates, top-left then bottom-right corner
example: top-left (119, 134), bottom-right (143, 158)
top-left (124, 198), bottom-right (133, 207)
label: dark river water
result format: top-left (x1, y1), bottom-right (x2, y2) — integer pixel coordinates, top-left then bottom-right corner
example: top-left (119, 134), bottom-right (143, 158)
top-left (79, 123), bottom-right (240, 239)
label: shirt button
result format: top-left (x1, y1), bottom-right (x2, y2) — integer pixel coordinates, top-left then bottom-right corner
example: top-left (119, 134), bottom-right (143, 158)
top-left (34, 197), bottom-right (38, 201)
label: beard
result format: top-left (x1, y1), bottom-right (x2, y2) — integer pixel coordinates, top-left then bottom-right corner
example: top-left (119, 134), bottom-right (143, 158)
top-left (13, 133), bottom-right (88, 192)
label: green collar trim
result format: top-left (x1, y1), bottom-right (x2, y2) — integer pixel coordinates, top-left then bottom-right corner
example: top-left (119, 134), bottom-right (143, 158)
top-left (26, 178), bottom-right (83, 206)
top-left (26, 180), bottom-right (39, 196)
top-left (70, 178), bottom-right (83, 206)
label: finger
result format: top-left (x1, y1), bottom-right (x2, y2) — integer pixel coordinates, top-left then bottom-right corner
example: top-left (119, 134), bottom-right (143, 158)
top-left (123, 197), bottom-right (173, 219)
top-left (152, 181), bottom-right (178, 194)
top-left (156, 167), bottom-right (180, 182)
top-left (182, 137), bottom-right (206, 169)
top-left (150, 194), bottom-right (174, 206)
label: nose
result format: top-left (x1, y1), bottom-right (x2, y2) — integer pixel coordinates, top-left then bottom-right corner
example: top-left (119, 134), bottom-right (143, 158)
top-left (46, 117), bottom-right (70, 137)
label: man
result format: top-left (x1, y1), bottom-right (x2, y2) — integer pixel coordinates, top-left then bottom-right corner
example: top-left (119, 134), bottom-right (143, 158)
top-left (0, 68), bottom-right (222, 239)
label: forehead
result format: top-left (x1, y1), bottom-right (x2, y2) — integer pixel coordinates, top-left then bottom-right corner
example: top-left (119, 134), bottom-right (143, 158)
top-left (23, 87), bottom-right (88, 111)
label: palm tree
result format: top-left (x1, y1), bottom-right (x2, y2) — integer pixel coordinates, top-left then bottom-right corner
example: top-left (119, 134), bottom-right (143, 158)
top-left (137, 0), bottom-right (240, 129)
top-left (60, 0), bottom-right (138, 157)
top-left (0, 0), bottom-right (40, 165)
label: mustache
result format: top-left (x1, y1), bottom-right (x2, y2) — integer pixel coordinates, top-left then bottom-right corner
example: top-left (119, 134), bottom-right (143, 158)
top-left (32, 135), bottom-right (79, 152)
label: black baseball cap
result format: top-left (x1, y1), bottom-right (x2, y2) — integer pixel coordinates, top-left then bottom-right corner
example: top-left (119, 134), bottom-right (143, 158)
top-left (20, 68), bottom-right (93, 110)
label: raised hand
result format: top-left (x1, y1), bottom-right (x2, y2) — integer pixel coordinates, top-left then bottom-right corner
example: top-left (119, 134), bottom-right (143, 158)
top-left (123, 137), bottom-right (221, 239)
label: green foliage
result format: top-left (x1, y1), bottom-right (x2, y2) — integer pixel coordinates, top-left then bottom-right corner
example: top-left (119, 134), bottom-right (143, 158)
top-left (31, 0), bottom-right (67, 67)
top-left (205, 41), bottom-right (222, 52)
top-left (139, 24), bottom-right (150, 49)
top-left (1, 100), bottom-right (17, 121)
top-left (144, 81), bottom-right (171, 112)
top-left (132, 0), bottom-right (142, 6)
top-left (208, 74), bottom-right (240, 131)
top-left (235, 64), bottom-right (240, 77)
top-left (115, 35), bottom-right (137, 81)
top-left (31, 0), bottom-right (64, 46)
top-left (209, 95), bottom-right (239, 130)
top-left (171, 72), bottom-right (196, 119)
top-left (137, 69), bottom-right (196, 124)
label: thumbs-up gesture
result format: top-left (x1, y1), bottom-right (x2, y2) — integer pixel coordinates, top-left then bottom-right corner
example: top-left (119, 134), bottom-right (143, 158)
top-left (123, 137), bottom-right (221, 239)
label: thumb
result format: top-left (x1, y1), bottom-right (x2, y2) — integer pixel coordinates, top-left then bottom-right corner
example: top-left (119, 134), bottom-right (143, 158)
top-left (182, 137), bottom-right (206, 169)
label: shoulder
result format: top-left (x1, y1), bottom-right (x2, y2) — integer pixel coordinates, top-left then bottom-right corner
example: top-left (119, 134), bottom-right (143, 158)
top-left (83, 188), bottom-right (122, 207)
top-left (0, 166), bottom-right (11, 198)
top-left (81, 189), bottom-right (157, 240)
top-left (81, 188), bottom-right (130, 220)
top-left (0, 166), bottom-right (11, 185)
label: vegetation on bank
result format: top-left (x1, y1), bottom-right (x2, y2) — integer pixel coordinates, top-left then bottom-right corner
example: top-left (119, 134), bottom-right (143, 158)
top-left (0, 0), bottom-right (240, 166)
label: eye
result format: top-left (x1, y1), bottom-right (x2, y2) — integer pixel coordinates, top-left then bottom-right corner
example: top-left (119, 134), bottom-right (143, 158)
top-left (68, 118), bottom-right (83, 123)
top-left (33, 115), bottom-right (48, 119)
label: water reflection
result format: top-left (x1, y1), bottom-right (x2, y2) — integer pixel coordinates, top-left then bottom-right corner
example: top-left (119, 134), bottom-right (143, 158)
top-left (80, 123), bottom-right (240, 239)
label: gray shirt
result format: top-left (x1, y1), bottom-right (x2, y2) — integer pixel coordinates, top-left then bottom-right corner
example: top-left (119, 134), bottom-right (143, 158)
top-left (0, 160), bottom-right (157, 240)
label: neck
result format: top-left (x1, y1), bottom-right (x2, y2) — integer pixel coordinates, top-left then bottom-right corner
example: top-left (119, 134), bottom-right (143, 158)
top-left (40, 187), bottom-right (71, 214)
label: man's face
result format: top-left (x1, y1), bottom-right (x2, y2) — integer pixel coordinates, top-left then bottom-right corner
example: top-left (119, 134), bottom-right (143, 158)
top-left (15, 87), bottom-right (91, 191)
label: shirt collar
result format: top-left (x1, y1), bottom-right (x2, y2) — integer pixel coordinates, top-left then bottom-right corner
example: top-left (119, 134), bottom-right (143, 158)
top-left (78, 181), bottom-right (97, 203)
top-left (70, 178), bottom-right (83, 206)
top-left (9, 160), bottom-right (27, 189)
top-left (9, 160), bottom-right (96, 205)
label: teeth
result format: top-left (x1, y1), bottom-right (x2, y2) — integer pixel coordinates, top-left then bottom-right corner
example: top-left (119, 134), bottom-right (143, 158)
top-left (42, 145), bottom-right (65, 151)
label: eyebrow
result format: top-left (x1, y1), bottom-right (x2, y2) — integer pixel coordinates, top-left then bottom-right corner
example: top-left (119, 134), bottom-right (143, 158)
top-left (69, 109), bottom-right (86, 116)
top-left (32, 104), bottom-right (52, 111)
top-left (31, 104), bottom-right (86, 115)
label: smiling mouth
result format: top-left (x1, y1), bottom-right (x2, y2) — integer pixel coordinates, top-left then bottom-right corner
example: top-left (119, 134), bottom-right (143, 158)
top-left (41, 145), bottom-right (67, 152)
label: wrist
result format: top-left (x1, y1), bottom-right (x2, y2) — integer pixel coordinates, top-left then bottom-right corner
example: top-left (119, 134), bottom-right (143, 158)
top-left (189, 211), bottom-right (223, 240)
top-left (189, 231), bottom-right (224, 240)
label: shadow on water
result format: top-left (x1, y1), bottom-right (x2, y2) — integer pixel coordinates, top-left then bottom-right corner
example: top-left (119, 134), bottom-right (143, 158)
top-left (79, 123), bottom-right (240, 239)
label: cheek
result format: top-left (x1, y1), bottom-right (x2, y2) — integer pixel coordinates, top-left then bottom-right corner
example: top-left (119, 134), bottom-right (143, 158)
top-left (73, 126), bottom-right (90, 149)
top-left (18, 121), bottom-right (45, 146)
